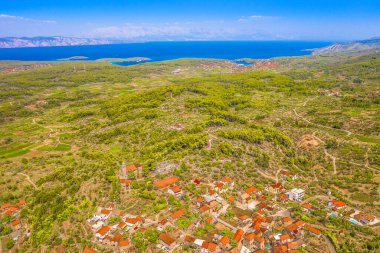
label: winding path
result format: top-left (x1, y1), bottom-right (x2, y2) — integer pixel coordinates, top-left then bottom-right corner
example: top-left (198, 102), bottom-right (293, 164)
top-left (17, 172), bottom-right (38, 189)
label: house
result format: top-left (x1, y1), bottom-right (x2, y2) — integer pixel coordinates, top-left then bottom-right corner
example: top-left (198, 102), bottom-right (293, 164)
top-left (222, 177), bottom-right (234, 188)
top-left (233, 229), bottom-right (244, 242)
top-left (267, 183), bottom-right (284, 194)
top-left (219, 235), bottom-right (229, 250)
top-left (285, 220), bottom-right (305, 236)
top-left (1, 203), bottom-right (11, 210)
top-left (125, 217), bottom-right (139, 227)
top-left (193, 178), bottom-right (201, 185)
top-left (301, 203), bottom-right (315, 213)
top-left (99, 209), bottom-right (111, 220)
top-left (158, 218), bottom-right (170, 231)
top-left (154, 176), bottom-right (179, 189)
top-left (239, 215), bottom-right (251, 225)
top-left (240, 193), bottom-right (251, 203)
top-left (245, 186), bottom-right (261, 196)
top-left (95, 226), bottom-right (110, 240)
top-left (354, 213), bottom-right (376, 225)
top-left (243, 233), bottom-right (265, 250)
top-left (247, 200), bottom-right (260, 210)
top-left (282, 217), bottom-right (293, 226)
top-left (202, 241), bottom-right (218, 252)
top-left (119, 163), bottom-right (142, 179)
top-left (280, 234), bottom-right (291, 244)
top-left (288, 188), bottom-right (305, 202)
top-left (168, 186), bottom-right (183, 197)
top-left (278, 194), bottom-right (289, 203)
top-left (11, 219), bottom-right (21, 230)
top-left (170, 208), bottom-right (186, 221)
top-left (199, 204), bottom-right (211, 214)
top-left (119, 179), bottom-right (131, 189)
top-left (118, 221), bottom-right (127, 230)
top-left (159, 233), bottom-right (175, 247)
top-left (328, 200), bottom-right (346, 210)
top-left (83, 247), bottom-right (96, 253)
top-left (17, 199), bottom-right (26, 206)
top-left (305, 224), bottom-right (321, 237)
top-left (119, 240), bottom-right (130, 252)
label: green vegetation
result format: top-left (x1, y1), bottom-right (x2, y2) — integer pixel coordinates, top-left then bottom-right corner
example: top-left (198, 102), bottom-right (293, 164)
top-left (0, 53), bottom-right (379, 252)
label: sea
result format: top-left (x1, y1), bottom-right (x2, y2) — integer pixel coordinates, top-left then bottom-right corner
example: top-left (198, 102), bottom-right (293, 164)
top-left (0, 41), bottom-right (331, 66)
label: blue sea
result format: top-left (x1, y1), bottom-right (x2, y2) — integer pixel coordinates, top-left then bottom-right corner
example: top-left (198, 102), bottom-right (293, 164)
top-left (0, 41), bottom-right (330, 66)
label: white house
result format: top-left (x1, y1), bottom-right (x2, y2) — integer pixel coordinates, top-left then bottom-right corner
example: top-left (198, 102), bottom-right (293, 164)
top-left (288, 188), bottom-right (305, 202)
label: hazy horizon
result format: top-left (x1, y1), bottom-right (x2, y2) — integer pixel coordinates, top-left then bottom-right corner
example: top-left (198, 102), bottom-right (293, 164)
top-left (1, 0), bottom-right (380, 41)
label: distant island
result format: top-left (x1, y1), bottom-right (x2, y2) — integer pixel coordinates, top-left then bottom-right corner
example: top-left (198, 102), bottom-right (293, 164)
top-left (312, 37), bottom-right (380, 55)
top-left (0, 36), bottom-right (113, 48)
top-left (57, 56), bottom-right (89, 61)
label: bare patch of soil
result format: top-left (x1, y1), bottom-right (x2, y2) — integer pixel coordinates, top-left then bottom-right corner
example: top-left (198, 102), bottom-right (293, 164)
top-left (299, 135), bottom-right (320, 149)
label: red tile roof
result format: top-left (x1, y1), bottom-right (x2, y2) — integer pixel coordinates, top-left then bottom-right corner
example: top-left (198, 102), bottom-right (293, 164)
top-left (216, 183), bottom-right (224, 189)
top-left (170, 186), bottom-right (182, 193)
top-left (205, 217), bottom-right (213, 223)
top-left (154, 176), bottom-right (179, 188)
top-left (101, 209), bottom-right (111, 215)
top-left (222, 177), bottom-right (233, 183)
top-left (233, 229), bottom-right (244, 242)
top-left (1, 203), bottom-right (11, 209)
top-left (219, 235), bottom-right (229, 245)
top-left (199, 205), bottom-right (210, 213)
top-left (96, 226), bottom-right (110, 235)
top-left (17, 200), bottom-right (26, 206)
top-left (245, 186), bottom-right (259, 194)
top-left (185, 235), bottom-right (195, 242)
top-left (125, 164), bottom-right (137, 172)
top-left (83, 247), bottom-right (95, 253)
top-left (11, 219), bottom-right (20, 226)
top-left (331, 199), bottom-right (346, 207)
top-left (202, 242), bottom-right (217, 251)
top-left (171, 208), bottom-right (186, 220)
top-left (125, 218), bottom-right (139, 224)
top-left (305, 224), bottom-right (321, 235)
top-left (159, 233), bottom-right (175, 245)
top-left (119, 240), bottom-right (129, 247)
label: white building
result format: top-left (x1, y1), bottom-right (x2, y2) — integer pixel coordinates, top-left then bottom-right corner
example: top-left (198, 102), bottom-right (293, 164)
top-left (288, 188), bottom-right (305, 202)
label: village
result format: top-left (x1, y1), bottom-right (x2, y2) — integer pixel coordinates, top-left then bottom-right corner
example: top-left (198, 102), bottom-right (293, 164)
top-left (81, 160), bottom-right (379, 253)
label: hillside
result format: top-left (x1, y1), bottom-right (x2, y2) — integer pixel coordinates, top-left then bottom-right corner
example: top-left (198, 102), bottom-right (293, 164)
top-left (313, 38), bottom-right (380, 55)
top-left (0, 53), bottom-right (379, 253)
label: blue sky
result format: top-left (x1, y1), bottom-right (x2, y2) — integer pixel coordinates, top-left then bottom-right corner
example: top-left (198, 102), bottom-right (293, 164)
top-left (0, 0), bottom-right (379, 41)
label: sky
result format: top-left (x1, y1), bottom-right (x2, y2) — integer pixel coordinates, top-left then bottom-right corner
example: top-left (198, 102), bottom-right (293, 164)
top-left (0, 0), bottom-right (379, 41)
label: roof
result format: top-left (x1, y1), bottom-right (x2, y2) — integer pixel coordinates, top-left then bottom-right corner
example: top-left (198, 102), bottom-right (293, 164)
top-left (101, 209), bottom-right (111, 215)
top-left (118, 221), bottom-right (126, 228)
top-left (331, 199), bottom-right (346, 207)
top-left (160, 218), bottom-right (168, 225)
top-left (170, 186), bottom-right (182, 193)
top-left (17, 199), bottom-right (26, 206)
top-left (199, 205), bottom-right (210, 213)
top-left (185, 235), bottom-right (195, 243)
top-left (222, 177), bottom-right (233, 183)
top-left (283, 217), bottom-right (292, 223)
top-left (244, 233), bottom-right (256, 241)
top-left (119, 240), bottom-right (129, 247)
top-left (245, 186), bottom-right (260, 194)
top-left (113, 233), bottom-right (122, 241)
top-left (205, 217), bottom-right (213, 223)
top-left (271, 182), bottom-right (283, 189)
top-left (83, 247), bottom-right (95, 253)
top-left (154, 176), bottom-right (179, 188)
top-left (219, 235), bottom-right (229, 245)
top-left (302, 203), bottom-right (313, 209)
top-left (11, 219), bottom-right (20, 226)
top-left (233, 229), bottom-right (244, 242)
top-left (228, 196), bottom-right (235, 202)
top-left (159, 233), bottom-right (175, 245)
top-left (209, 189), bottom-right (216, 195)
top-left (1, 203), bottom-right (11, 209)
top-left (125, 218), bottom-right (139, 224)
top-left (96, 226), bottom-right (110, 235)
top-left (193, 179), bottom-right (201, 184)
top-left (216, 183), bottom-right (224, 189)
top-left (202, 242), bottom-right (217, 251)
top-left (305, 224), bottom-right (321, 235)
top-left (280, 234), bottom-right (291, 240)
top-left (171, 208), bottom-right (186, 220)
top-left (125, 164), bottom-right (137, 171)
top-left (239, 215), bottom-right (249, 221)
